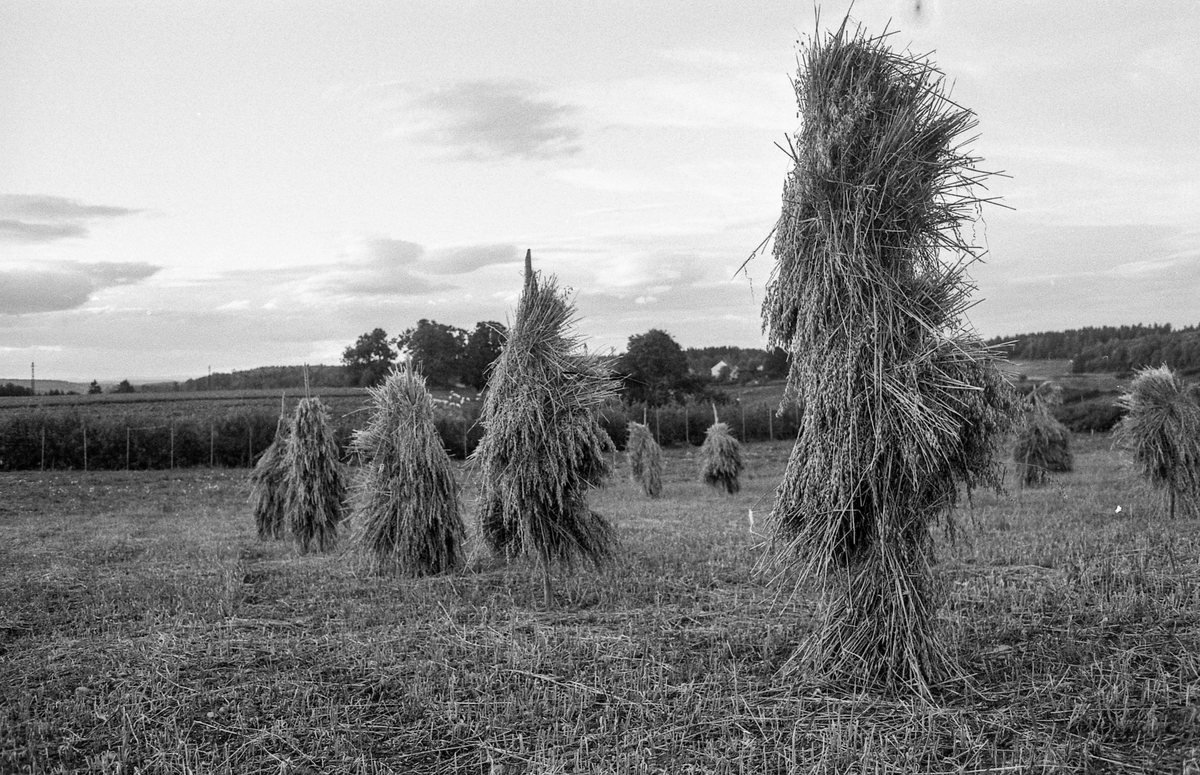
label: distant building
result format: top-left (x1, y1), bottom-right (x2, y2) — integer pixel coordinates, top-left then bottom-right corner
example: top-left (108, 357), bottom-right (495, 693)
top-left (710, 360), bottom-right (739, 380)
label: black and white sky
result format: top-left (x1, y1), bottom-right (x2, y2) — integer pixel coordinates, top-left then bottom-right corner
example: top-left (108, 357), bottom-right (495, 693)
top-left (3, 1), bottom-right (1198, 381)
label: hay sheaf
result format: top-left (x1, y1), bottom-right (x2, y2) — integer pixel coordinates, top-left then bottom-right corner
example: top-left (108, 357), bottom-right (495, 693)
top-left (284, 397), bottom-right (346, 554)
top-left (701, 422), bottom-right (743, 495)
top-left (250, 415), bottom-right (289, 540)
top-left (759, 20), bottom-right (1017, 694)
top-left (626, 421), bottom-right (663, 498)
top-left (350, 364), bottom-right (465, 576)
top-left (473, 257), bottom-right (618, 570)
top-left (1115, 366), bottom-right (1200, 518)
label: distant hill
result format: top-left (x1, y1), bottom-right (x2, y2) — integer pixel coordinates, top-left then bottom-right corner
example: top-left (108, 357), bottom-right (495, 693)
top-left (0, 378), bottom-right (91, 395)
top-left (987, 324), bottom-right (1200, 375)
top-left (140, 364), bottom-right (347, 392)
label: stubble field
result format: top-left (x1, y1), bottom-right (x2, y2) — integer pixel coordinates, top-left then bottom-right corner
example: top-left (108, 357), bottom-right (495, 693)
top-left (1, 434), bottom-right (1198, 773)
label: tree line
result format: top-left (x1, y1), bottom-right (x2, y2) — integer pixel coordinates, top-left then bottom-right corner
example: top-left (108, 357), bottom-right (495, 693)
top-left (343, 322), bottom-right (789, 405)
top-left (988, 323), bottom-right (1200, 374)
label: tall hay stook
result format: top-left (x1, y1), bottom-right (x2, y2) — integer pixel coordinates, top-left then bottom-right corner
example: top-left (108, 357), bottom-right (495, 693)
top-left (284, 396), bottom-right (346, 554)
top-left (474, 250), bottom-right (619, 606)
top-left (626, 420), bottom-right (664, 498)
top-left (761, 19), bottom-right (1017, 694)
top-left (350, 363), bottom-right (466, 575)
top-left (1115, 365), bottom-right (1200, 519)
top-left (250, 414), bottom-right (290, 540)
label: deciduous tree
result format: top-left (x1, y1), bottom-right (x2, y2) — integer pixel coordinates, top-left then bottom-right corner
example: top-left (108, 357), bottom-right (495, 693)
top-left (342, 328), bottom-right (397, 387)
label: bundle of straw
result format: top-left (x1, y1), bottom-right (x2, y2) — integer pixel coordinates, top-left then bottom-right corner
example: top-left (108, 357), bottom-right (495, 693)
top-left (701, 421), bottom-right (743, 495)
top-left (1013, 382), bottom-right (1072, 486)
top-left (1115, 366), bottom-right (1200, 519)
top-left (250, 414), bottom-right (289, 539)
top-left (758, 19), bottom-right (1017, 694)
top-left (625, 421), bottom-right (664, 498)
top-left (474, 251), bottom-right (618, 605)
top-left (284, 396), bottom-right (346, 553)
top-left (349, 363), bottom-right (465, 575)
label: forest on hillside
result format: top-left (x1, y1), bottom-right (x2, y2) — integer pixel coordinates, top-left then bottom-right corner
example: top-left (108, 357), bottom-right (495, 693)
top-left (988, 324), bottom-right (1200, 375)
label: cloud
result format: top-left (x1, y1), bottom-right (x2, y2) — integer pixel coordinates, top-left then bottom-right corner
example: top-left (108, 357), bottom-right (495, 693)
top-left (0, 219), bottom-right (89, 242)
top-left (0, 194), bottom-right (142, 243)
top-left (0, 261), bottom-right (161, 315)
top-left (409, 80), bottom-right (582, 160)
top-left (366, 238), bottom-right (424, 266)
top-left (422, 244), bottom-right (519, 274)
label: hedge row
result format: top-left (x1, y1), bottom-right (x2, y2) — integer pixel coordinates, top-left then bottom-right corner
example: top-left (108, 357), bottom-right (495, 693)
top-left (0, 397), bottom-right (805, 471)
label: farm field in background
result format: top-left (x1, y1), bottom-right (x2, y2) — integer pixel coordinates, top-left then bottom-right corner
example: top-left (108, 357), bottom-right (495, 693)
top-left (2, 434), bottom-right (1197, 773)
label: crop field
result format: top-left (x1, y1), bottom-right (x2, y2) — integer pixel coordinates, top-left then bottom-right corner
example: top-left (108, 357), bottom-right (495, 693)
top-left (2, 434), bottom-right (1198, 773)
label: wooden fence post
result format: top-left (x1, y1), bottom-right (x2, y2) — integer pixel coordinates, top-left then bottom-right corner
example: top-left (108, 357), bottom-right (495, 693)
top-left (126, 427), bottom-right (131, 470)
top-left (40, 427), bottom-right (45, 471)
top-left (83, 422), bottom-right (87, 471)
top-left (210, 424), bottom-right (215, 467)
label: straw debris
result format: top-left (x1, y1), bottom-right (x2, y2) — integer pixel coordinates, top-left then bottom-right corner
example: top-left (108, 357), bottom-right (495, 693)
top-left (757, 18), bottom-right (1017, 694)
top-left (626, 421), bottom-right (664, 498)
top-left (350, 363), bottom-right (465, 575)
top-left (473, 251), bottom-right (618, 605)
top-left (1115, 365), bottom-right (1200, 519)
top-left (250, 414), bottom-right (289, 540)
top-left (701, 421), bottom-right (743, 495)
top-left (284, 396), bottom-right (346, 553)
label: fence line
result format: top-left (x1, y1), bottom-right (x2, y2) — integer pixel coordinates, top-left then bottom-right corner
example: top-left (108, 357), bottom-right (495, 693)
top-left (0, 397), bottom-right (802, 472)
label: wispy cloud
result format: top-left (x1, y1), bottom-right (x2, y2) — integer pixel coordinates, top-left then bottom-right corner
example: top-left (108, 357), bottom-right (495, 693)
top-left (423, 244), bottom-right (519, 274)
top-left (0, 261), bottom-right (161, 315)
top-left (408, 80), bottom-right (582, 160)
top-left (0, 194), bottom-right (142, 243)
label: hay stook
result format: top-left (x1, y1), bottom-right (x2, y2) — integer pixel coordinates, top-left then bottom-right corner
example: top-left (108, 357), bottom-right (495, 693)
top-left (250, 413), bottom-right (290, 540)
top-left (349, 363), bottom-right (466, 575)
top-left (1115, 365), bottom-right (1200, 519)
top-left (284, 396), bottom-right (346, 554)
top-left (473, 250), bottom-right (619, 606)
top-left (758, 18), bottom-right (1018, 695)
top-left (1013, 381), bottom-right (1073, 487)
top-left (626, 421), bottom-right (664, 498)
top-left (700, 411), bottom-right (743, 495)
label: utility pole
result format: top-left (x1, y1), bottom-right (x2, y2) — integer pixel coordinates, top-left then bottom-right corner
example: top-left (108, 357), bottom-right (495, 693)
top-left (208, 365), bottom-right (212, 391)
top-left (30, 362), bottom-right (35, 395)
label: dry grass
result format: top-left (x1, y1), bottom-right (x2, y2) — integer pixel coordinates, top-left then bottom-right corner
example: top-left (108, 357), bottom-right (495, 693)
top-left (348, 364), bottom-right (465, 576)
top-left (1, 435), bottom-right (1199, 772)
top-left (2, 437), bottom-right (1198, 772)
